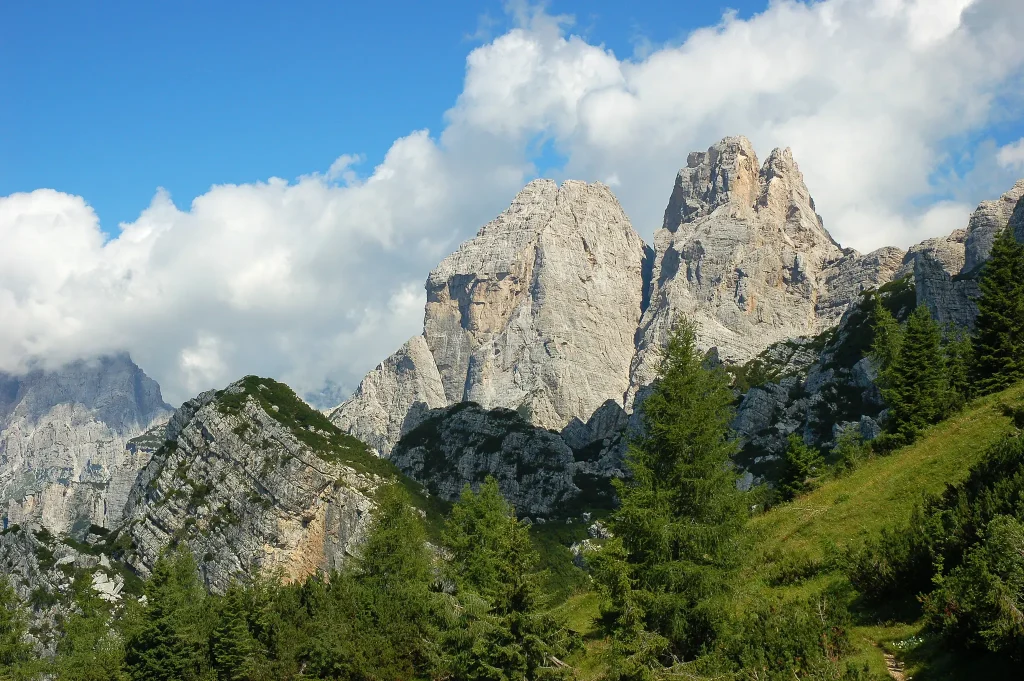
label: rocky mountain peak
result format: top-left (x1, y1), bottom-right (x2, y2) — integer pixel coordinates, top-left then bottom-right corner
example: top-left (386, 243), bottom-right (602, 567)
top-left (666, 135), bottom-right (761, 228)
top-left (333, 179), bottom-right (649, 455)
top-left (0, 354), bottom-right (173, 534)
top-left (757, 147), bottom-right (837, 253)
top-left (627, 136), bottom-right (896, 404)
top-left (963, 178), bottom-right (1024, 273)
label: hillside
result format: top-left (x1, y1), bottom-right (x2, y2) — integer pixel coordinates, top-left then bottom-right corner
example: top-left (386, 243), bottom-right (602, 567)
top-left (553, 380), bottom-right (1024, 679)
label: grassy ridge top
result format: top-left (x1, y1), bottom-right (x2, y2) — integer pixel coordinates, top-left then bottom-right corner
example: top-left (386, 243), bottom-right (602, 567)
top-left (216, 375), bottom-right (395, 478)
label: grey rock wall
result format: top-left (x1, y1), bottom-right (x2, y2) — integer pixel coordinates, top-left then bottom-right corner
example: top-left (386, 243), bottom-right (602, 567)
top-left (0, 354), bottom-right (172, 535)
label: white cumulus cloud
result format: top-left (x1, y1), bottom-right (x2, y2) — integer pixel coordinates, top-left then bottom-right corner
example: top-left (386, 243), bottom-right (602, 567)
top-left (2, 0), bottom-right (1024, 406)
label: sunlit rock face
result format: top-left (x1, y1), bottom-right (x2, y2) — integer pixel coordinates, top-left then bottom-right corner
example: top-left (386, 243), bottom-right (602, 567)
top-left (333, 178), bottom-right (649, 454)
top-left (627, 136), bottom-right (904, 406)
top-left (122, 378), bottom-right (384, 593)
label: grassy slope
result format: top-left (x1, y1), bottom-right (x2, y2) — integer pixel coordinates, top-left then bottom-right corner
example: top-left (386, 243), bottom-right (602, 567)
top-left (553, 381), bottom-right (1024, 680)
top-left (740, 381), bottom-right (1024, 679)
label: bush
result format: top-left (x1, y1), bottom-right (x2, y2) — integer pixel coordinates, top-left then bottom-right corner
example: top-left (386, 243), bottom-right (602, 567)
top-left (922, 514), bottom-right (1024, 659)
top-left (727, 585), bottom-right (863, 681)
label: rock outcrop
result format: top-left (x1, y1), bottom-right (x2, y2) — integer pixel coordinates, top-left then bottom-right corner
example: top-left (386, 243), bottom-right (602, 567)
top-left (963, 179), bottom-right (1024, 273)
top-left (0, 523), bottom-right (130, 655)
top-left (329, 336), bottom-right (447, 458)
top-left (731, 275), bottom-right (917, 477)
top-left (0, 354), bottom-right (172, 535)
top-left (904, 229), bottom-right (976, 327)
top-left (391, 403), bottom-right (580, 517)
top-left (390, 400), bottom-right (622, 518)
top-left (628, 137), bottom-right (904, 404)
top-left (332, 179), bottom-right (649, 454)
top-left (909, 181), bottom-right (1024, 329)
top-left (121, 377), bottom-right (387, 592)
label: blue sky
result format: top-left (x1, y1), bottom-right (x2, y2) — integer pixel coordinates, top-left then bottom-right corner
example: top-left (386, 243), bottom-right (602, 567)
top-left (2, 0), bottom-right (1024, 405)
top-left (1, 0), bottom-right (764, 233)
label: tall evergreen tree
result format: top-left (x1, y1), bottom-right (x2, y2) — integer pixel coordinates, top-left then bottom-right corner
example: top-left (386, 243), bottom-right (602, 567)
top-left (210, 586), bottom-right (262, 681)
top-left (123, 547), bottom-right (211, 681)
top-left (303, 484), bottom-right (443, 681)
top-left (441, 478), bottom-right (577, 681)
top-left (0, 576), bottom-right (38, 680)
top-left (55, 575), bottom-right (129, 681)
top-left (972, 226), bottom-right (1024, 394)
top-left (881, 306), bottom-right (949, 446)
top-left (598, 318), bottom-right (745, 665)
top-left (870, 303), bottom-right (904, 378)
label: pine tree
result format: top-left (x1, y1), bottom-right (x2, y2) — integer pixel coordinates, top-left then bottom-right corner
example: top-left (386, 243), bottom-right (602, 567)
top-left (882, 306), bottom-right (949, 446)
top-left (870, 302), bottom-right (904, 380)
top-left (0, 576), bottom-right (38, 680)
top-left (442, 478), bottom-right (517, 600)
top-left (55, 575), bottom-right (129, 681)
top-left (972, 226), bottom-right (1024, 394)
top-left (600, 317), bottom-right (746, 663)
top-left (303, 484), bottom-right (443, 681)
top-left (123, 547), bottom-right (211, 681)
top-left (779, 434), bottom-right (824, 500)
top-left (441, 478), bottom-right (577, 681)
top-left (943, 328), bottom-right (974, 408)
top-left (210, 586), bottom-right (262, 681)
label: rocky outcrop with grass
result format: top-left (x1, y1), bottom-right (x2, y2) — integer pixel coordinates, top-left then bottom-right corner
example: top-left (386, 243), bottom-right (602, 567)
top-left (120, 377), bottom-right (393, 592)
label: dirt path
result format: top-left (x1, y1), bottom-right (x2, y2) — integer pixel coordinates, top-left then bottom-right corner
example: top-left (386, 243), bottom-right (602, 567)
top-left (884, 653), bottom-right (906, 681)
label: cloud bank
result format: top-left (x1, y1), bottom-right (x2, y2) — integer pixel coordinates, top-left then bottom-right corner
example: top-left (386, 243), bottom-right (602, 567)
top-left (3, 0), bottom-right (1024, 406)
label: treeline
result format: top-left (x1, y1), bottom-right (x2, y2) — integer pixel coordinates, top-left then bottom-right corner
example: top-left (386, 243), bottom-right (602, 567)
top-left (0, 480), bottom-right (578, 681)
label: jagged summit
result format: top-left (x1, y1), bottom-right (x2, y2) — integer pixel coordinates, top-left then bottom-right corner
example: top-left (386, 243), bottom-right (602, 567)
top-left (627, 136), bottom-right (898, 402)
top-left (333, 178), bottom-right (649, 455)
top-left (963, 179), bottom-right (1024, 273)
top-left (332, 136), bottom-right (1021, 466)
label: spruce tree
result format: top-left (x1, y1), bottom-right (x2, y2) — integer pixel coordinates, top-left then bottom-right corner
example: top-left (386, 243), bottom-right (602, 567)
top-left (600, 317), bottom-right (745, 663)
top-left (882, 306), bottom-right (949, 446)
top-left (441, 478), bottom-right (577, 681)
top-left (303, 484), bottom-right (443, 681)
top-left (779, 434), bottom-right (824, 500)
top-left (123, 547), bottom-right (211, 681)
top-left (870, 302), bottom-right (904, 378)
top-left (210, 586), bottom-right (261, 681)
top-left (0, 576), bottom-right (37, 680)
top-left (972, 226), bottom-right (1024, 394)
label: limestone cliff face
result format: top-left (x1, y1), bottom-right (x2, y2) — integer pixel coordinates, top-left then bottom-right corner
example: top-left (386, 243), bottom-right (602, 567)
top-left (903, 229), bottom-right (976, 327)
top-left (628, 137), bottom-right (902, 405)
top-left (0, 355), bottom-right (172, 535)
top-left (333, 179), bottom-right (648, 454)
top-left (963, 180), bottom-right (1024, 273)
top-left (1011, 194), bottom-right (1024, 244)
top-left (330, 336), bottom-right (447, 459)
top-left (909, 181), bottom-right (1024, 329)
top-left (121, 377), bottom-right (384, 593)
